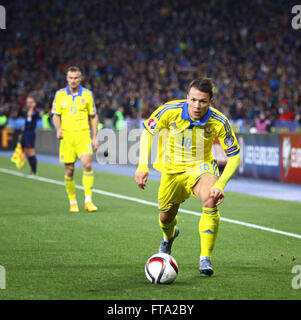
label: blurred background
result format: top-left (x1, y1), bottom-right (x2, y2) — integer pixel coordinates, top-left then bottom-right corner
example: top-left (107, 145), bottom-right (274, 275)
top-left (0, 0), bottom-right (300, 133)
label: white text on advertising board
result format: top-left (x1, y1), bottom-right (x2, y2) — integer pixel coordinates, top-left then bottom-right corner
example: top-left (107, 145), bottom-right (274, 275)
top-left (291, 148), bottom-right (301, 168)
top-left (245, 146), bottom-right (279, 166)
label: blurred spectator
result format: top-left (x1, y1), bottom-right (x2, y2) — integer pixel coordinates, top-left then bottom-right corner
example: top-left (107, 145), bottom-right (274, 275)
top-left (0, 0), bottom-right (300, 131)
top-left (277, 99), bottom-right (295, 121)
top-left (255, 112), bottom-right (271, 133)
top-left (40, 106), bottom-right (53, 130)
top-left (0, 106), bottom-right (8, 128)
top-left (113, 106), bottom-right (126, 131)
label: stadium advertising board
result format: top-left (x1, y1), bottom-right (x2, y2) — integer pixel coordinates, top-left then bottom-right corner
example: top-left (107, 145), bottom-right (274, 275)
top-left (281, 133), bottom-right (301, 184)
top-left (236, 133), bottom-right (281, 181)
top-left (0, 129), bottom-right (19, 150)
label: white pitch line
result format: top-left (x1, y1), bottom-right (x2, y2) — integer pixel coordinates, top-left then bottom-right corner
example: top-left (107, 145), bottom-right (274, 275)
top-left (1, 167), bottom-right (301, 240)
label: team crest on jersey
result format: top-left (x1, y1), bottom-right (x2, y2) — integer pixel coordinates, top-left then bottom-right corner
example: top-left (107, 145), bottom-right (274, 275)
top-left (81, 98), bottom-right (86, 104)
top-left (204, 128), bottom-right (213, 138)
top-left (61, 100), bottom-right (67, 108)
top-left (148, 118), bottom-right (158, 130)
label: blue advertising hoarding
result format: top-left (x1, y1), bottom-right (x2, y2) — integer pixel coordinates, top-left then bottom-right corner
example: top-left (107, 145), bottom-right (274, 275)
top-left (236, 133), bottom-right (281, 181)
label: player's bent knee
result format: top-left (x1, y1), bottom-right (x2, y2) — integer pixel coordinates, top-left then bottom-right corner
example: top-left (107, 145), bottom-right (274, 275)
top-left (24, 148), bottom-right (35, 158)
top-left (159, 212), bottom-right (175, 224)
top-left (65, 164), bottom-right (75, 177)
top-left (81, 157), bottom-right (92, 172)
top-left (159, 205), bottom-right (179, 224)
top-left (202, 196), bottom-right (218, 208)
top-left (84, 164), bottom-right (92, 172)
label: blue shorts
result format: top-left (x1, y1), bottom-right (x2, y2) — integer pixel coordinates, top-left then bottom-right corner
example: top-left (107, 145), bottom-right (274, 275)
top-left (22, 131), bottom-right (36, 148)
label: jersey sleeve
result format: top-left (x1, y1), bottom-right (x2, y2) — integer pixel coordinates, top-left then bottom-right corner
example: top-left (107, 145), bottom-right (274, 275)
top-left (51, 91), bottom-right (61, 115)
top-left (216, 117), bottom-right (240, 157)
top-left (88, 92), bottom-right (97, 116)
top-left (143, 104), bottom-right (170, 136)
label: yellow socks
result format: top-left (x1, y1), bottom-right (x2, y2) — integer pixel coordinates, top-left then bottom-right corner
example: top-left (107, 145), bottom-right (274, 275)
top-left (159, 215), bottom-right (178, 241)
top-left (65, 171), bottom-right (95, 209)
top-left (82, 171), bottom-right (94, 200)
top-left (64, 175), bottom-right (76, 203)
top-left (199, 207), bottom-right (220, 258)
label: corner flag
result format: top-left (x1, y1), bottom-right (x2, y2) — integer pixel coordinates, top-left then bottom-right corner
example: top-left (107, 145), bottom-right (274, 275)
top-left (11, 142), bottom-right (26, 169)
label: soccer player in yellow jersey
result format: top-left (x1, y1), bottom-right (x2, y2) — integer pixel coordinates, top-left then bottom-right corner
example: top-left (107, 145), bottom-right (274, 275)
top-left (135, 77), bottom-right (240, 276)
top-left (52, 66), bottom-right (99, 213)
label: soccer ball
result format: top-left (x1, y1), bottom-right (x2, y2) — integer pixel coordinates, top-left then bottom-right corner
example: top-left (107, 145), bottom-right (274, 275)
top-left (145, 253), bottom-right (178, 284)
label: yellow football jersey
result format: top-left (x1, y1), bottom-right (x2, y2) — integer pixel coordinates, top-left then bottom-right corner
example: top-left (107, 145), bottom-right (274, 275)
top-left (143, 99), bottom-right (240, 173)
top-left (51, 85), bottom-right (96, 131)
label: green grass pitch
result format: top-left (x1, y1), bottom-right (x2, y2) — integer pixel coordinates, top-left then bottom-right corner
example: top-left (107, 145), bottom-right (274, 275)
top-left (0, 156), bottom-right (301, 300)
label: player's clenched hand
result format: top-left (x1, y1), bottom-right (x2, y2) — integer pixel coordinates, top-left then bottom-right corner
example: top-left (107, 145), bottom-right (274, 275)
top-left (56, 128), bottom-right (63, 139)
top-left (209, 187), bottom-right (224, 206)
top-left (135, 171), bottom-right (149, 190)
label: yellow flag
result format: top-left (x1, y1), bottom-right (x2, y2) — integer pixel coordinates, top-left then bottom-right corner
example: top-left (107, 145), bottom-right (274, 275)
top-left (11, 142), bottom-right (26, 169)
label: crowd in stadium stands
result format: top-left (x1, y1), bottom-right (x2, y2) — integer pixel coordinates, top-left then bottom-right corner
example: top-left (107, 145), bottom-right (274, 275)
top-left (0, 0), bottom-right (300, 132)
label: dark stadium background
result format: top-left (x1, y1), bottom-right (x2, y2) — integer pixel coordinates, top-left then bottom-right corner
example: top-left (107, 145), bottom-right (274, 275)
top-left (1, 0), bottom-right (300, 130)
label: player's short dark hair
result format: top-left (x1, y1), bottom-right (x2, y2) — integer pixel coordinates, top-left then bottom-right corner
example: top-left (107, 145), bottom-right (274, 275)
top-left (67, 66), bottom-right (82, 74)
top-left (187, 77), bottom-right (214, 99)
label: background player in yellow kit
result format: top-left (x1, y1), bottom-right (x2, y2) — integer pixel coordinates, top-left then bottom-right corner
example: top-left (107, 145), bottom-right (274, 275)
top-left (52, 66), bottom-right (99, 212)
top-left (135, 77), bottom-right (240, 276)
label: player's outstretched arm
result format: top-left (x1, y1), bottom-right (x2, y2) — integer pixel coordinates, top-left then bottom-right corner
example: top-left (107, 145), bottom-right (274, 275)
top-left (135, 129), bottom-right (153, 190)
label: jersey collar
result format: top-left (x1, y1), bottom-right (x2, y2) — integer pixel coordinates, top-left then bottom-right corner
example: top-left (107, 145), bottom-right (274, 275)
top-left (66, 85), bottom-right (83, 98)
top-left (181, 101), bottom-right (212, 126)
